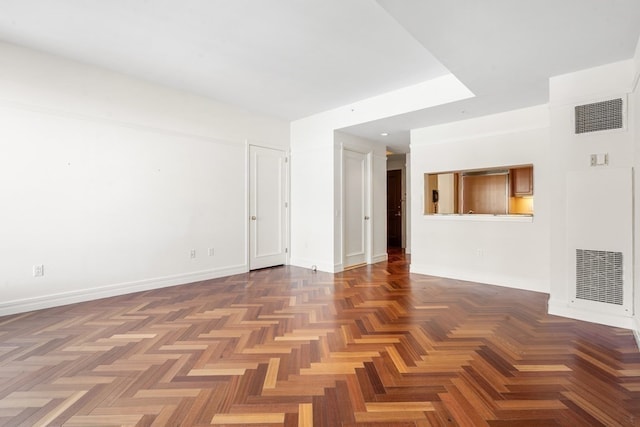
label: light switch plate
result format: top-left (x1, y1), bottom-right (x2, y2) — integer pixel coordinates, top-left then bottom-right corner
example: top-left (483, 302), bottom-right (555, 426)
top-left (590, 153), bottom-right (608, 166)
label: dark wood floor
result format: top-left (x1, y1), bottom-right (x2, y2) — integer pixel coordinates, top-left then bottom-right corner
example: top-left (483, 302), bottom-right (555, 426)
top-left (1, 250), bottom-right (640, 426)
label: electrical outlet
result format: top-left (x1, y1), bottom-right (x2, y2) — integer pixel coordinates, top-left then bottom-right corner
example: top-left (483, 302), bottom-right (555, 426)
top-left (190, 249), bottom-right (196, 259)
top-left (208, 248), bottom-right (215, 256)
top-left (33, 264), bottom-right (44, 277)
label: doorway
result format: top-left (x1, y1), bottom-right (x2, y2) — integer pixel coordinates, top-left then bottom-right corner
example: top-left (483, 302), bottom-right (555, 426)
top-left (249, 145), bottom-right (287, 270)
top-left (343, 148), bottom-right (371, 269)
top-left (387, 169), bottom-right (402, 247)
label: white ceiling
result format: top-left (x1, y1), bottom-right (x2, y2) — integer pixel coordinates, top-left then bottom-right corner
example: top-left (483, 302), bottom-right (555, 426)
top-left (0, 1), bottom-right (639, 153)
top-left (0, 0), bottom-right (449, 120)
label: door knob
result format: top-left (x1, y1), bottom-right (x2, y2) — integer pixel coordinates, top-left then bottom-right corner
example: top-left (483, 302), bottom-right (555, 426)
top-left (251, 216), bottom-right (257, 221)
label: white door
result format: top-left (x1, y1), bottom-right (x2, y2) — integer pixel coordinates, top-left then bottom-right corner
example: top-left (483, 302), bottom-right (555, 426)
top-left (249, 145), bottom-right (287, 270)
top-left (343, 149), bottom-right (370, 269)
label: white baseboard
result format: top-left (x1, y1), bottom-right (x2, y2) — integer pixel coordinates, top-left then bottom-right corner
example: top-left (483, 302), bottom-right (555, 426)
top-left (409, 263), bottom-right (548, 294)
top-left (548, 299), bottom-right (635, 330)
top-left (371, 253), bottom-right (388, 264)
top-left (0, 264), bottom-right (248, 317)
top-left (291, 255), bottom-right (386, 273)
top-left (633, 317), bottom-right (640, 350)
top-left (289, 257), bottom-right (335, 273)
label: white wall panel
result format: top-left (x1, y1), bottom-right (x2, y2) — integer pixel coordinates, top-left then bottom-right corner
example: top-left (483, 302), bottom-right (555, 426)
top-left (549, 58), bottom-right (637, 329)
top-left (566, 168), bottom-right (633, 316)
top-left (0, 42), bottom-right (289, 315)
top-left (410, 106), bottom-right (551, 293)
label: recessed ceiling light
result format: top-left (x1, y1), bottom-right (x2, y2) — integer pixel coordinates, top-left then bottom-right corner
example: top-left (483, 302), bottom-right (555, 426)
top-left (380, 132), bottom-right (389, 136)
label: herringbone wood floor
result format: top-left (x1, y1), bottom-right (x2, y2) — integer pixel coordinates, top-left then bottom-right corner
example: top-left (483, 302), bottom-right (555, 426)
top-left (1, 251), bottom-right (640, 426)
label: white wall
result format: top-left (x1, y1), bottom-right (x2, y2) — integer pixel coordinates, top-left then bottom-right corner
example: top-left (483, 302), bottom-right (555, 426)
top-left (289, 125), bottom-right (335, 272)
top-left (0, 42), bottom-right (289, 315)
top-left (289, 129), bottom-right (387, 273)
top-left (409, 47), bottom-right (640, 333)
top-left (548, 59), bottom-right (637, 329)
top-left (405, 153), bottom-right (412, 254)
top-left (371, 153), bottom-right (387, 263)
top-left (289, 74), bottom-right (472, 271)
top-left (410, 105), bottom-right (551, 293)
top-left (634, 41), bottom-right (640, 336)
top-left (386, 155), bottom-right (406, 171)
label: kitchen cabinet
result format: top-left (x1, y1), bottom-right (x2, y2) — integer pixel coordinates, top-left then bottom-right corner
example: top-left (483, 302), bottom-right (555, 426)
top-left (511, 166), bottom-right (533, 196)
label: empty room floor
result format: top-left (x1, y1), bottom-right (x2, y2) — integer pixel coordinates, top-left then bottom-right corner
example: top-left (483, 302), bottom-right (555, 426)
top-left (1, 251), bottom-right (640, 426)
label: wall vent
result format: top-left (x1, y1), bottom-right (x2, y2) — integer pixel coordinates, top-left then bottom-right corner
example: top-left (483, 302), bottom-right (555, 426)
top-left (574, 98), bottom-right (623, 134)
top-left (576, 249), bottom-right (623, 305)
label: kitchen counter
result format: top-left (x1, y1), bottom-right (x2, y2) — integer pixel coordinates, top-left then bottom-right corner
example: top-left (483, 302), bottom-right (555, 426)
top-left (426, 213), bottom-right (533, 222)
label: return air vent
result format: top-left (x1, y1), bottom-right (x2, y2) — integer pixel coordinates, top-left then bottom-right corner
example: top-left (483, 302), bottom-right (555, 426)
top-left (574, 98), bottom-right (623, 134)
top-left (575, 249), bottom-right (623, 305)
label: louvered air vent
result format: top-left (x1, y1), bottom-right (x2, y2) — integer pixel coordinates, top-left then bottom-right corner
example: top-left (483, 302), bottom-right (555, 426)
top-left (576, 249), bottom-right (623, 305)
top-left (574, 98), bottom-right (623, 134)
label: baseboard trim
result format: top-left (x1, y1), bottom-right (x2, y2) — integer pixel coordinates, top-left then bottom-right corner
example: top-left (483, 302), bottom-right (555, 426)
top-left (289, 257), bottom-right (335, 273)
top-left (290, 256), bottom-right (387, 273)
top-left (409, 264), bottom-right (548, 294)
top-left (0, 264), bottom-right (248, 317)
top-left (371, 253), bottom-right (388, 264)
top-left (633, 318), bottom-right (640, 350)
top-left (548, 299), bottom-right (635, 330)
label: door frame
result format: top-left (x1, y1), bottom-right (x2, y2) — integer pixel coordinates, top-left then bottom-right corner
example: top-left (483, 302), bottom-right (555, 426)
top-left (386, 168), bottom-right (404, 248)
top-left (246, 142), bottom-right (290, 270)
top-left (341, 146), bottom-right (373, 270)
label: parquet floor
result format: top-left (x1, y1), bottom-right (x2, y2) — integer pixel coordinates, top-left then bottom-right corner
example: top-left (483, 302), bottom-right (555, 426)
top-left (2, 251), bottom-right (640, 426)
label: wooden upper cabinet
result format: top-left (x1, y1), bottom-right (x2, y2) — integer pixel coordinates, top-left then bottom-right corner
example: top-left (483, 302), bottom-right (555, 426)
top-left (511, 166), bottom-right (533, 196)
